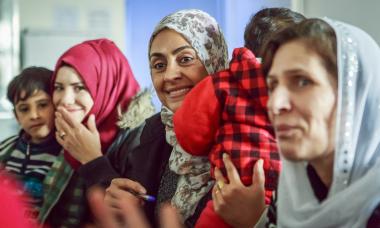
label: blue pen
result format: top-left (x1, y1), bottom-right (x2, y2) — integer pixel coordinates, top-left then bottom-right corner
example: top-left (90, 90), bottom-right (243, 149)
top-left (136, 193), bottom-right (156, 202)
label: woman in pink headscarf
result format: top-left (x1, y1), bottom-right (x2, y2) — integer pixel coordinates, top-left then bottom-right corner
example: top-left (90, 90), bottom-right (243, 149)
top-left (52, 39), bottom-right (141, 168)
top-left (36, 39), bottom-right (144, 227)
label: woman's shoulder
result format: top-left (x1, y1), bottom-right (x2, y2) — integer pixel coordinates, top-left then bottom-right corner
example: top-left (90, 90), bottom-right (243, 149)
top-left (107, 112), bottom-right (165, 156)
top-left (117, 89), bottom-right (156, 130)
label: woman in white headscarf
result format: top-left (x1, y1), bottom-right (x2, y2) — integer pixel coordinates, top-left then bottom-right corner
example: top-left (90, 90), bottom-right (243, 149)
top-left (78, 9), bottom-right (228, 227)
top-left (211, 18), bottom-right (380, 227)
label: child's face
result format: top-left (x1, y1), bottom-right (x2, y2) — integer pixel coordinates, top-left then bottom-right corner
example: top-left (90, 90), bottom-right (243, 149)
top-left (15, 90), bottom-right (55, 144)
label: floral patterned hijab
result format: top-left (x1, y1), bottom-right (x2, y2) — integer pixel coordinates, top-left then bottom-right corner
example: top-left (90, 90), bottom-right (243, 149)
top-left (148, 9), bottom-right (228, 75)
top-left (278, 18), bottom-right (380, 227)
top-left (148, 9), bottom-right (228, 220)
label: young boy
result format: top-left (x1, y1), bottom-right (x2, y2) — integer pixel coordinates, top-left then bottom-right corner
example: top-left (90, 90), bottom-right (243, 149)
top-left (0, 67), bottom-right (60, 219)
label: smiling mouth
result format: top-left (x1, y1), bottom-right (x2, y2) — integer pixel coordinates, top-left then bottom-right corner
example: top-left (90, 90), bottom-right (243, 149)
top-left (167, 87), bottom-right (191, 98)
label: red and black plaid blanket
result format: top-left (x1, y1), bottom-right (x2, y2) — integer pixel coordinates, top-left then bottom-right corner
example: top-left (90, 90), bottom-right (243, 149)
top-left (174, 47), bottom-right (281, 203)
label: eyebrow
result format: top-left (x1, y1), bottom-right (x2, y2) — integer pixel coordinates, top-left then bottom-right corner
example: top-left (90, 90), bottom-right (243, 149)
top-left (268, 68), bottom-right (307, 79)
top-left (283, 69), bottom-right (307, 75)
top-left (16, 103), bottom-right (28, 107)
top-left (149, 45), bottom-right (194, 59)
top-left (54, 82), bottom-right (84, 86)
top-left (16, 98), bottom-right (50, 106)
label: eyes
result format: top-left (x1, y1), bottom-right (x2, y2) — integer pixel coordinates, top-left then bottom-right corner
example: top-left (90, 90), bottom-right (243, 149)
top-left (267, 75), bottom-right (314, 93)
top-left (17, 101), bottom-right (51, 114)
top-left (53, 84), bottom-right (88, 93)
top-left (297, 77), bottom-right (312, 87)
top-left (150, 54), bottom-right (197, 72)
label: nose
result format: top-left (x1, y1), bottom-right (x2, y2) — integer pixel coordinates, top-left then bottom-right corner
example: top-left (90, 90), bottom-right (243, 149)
top-left (267, 86), bottom-right (291, 115)
top-left (29, 106), bottom-right (40, 120)
top-left (163, 60), bottom-right (181, 82)
top-left (57, 88), bottom-right (75, 106)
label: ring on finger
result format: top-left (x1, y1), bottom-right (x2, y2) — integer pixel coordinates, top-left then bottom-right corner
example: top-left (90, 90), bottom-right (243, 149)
top-left (216, 180), bottom-right (224, 191)
top-left (59, 131), bottom-right (66, 140)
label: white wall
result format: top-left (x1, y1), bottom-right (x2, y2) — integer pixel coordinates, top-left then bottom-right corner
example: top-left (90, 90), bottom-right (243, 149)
top-left (19, 0), bottom-right (126, 53)
top-left (0, 0), bottom-right (127, 141)
top-left (298, 0), bottom-right (380, 44)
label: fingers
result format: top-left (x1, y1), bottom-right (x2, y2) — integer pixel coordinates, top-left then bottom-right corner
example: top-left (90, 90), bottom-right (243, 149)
top-left (252, 159), bottom-right (265, 188)
top-left (87, 187), bottom-right (118, 228)
top-left (212, 185), bottom-right (226, 213)
top-left (106, 182), bottom-right (135, 201)
top-left (55, 130), bottom-right (65, 146)
top-left (105, 178), bottom-right (147, 209)
top-left (55, 111), bottom-right (72, 135)
top-left (110, 178), bottom-right (147, 194)
top-left (105, 186), bottom-right (139, 214)
top-left (222, 153), bottom-right (242, 185)
top-left (87, 114), bottom-right (99, 134)
top-left (214, 167), bottom-right (227, 183)
top-left (159, 203), bottom-right (183, 228)
top-left (56, 107), bottom-right (80, 128)
top-left (123, 203), bottom-right (150, 228)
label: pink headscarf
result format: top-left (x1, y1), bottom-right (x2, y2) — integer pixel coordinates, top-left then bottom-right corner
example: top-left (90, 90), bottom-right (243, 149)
top-left (52, 39), bottom-right (140, 168)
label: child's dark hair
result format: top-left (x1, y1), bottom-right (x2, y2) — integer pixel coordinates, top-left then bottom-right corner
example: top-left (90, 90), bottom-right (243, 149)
top-left (244, 7), bottom-right (305, 57)
top-left (7, 66), bottom-right (53, 105)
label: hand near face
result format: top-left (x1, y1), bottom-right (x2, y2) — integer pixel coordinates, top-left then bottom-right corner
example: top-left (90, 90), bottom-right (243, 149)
top-left (55, 107), bottom-right (102, 164)
top-left (212, 154), bottom-right (266, 228)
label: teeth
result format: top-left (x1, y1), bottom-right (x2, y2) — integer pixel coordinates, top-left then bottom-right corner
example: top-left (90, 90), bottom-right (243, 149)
top-left (169, 88), bottom-right (190, 97)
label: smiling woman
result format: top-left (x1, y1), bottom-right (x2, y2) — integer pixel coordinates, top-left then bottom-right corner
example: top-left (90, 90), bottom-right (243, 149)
top-left (51, 38), bottom-right (140, 168)
top-left (78, 9), bottom-right (228, 227)
top-left (149, 29), bottom-right (208, 112)
top-left (53, 66), bottom-right (94, 123)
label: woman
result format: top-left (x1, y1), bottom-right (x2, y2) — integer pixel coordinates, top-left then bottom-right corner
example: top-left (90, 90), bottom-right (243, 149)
top-left (44, 39), bottom-right (141, 226)
top-left (53, 38), bottom-right (141, 167)
top-left (76, 9), bottom-right (228, 227)
top-left (213, 18), bottom-right (380, 227)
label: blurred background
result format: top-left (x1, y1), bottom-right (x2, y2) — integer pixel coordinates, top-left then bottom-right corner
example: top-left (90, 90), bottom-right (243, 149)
top-left (1, 0), bottom-right (379, 140)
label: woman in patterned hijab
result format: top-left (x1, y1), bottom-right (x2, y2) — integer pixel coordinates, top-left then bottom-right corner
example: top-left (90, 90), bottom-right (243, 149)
top-left (79, 9), bottom-right (229, 227)
top-left (148, 9), bottom-right (228, 221)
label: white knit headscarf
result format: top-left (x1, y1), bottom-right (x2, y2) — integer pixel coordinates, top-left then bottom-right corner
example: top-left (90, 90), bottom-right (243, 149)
top-left (278, 18), bottom-right (380, 228)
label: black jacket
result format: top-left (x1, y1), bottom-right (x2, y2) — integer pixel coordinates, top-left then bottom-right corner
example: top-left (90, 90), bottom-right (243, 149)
top-left (79, 113), bottom-right (209, 227)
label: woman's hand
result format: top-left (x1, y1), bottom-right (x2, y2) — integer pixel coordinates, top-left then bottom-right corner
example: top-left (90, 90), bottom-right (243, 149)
top-left (212, 154), bottom-right (266, 228)
top-left (87, 187), bottom-right (149, 228)
top-left (55, 107), bottom-right (102, 164)
top-left (104, 178), bottom-right (146, 214)
top-left (87, 186), bottom-right (184, 228)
